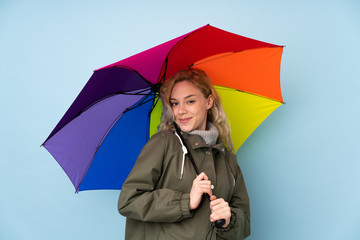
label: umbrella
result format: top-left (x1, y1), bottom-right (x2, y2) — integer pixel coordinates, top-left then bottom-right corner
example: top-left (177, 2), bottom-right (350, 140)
top-left (42, 24), bottom-right (284, 192)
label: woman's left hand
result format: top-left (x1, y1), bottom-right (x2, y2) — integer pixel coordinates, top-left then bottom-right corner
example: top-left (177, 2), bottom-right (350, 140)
top-left (209, 195), bottom-right (231, 228)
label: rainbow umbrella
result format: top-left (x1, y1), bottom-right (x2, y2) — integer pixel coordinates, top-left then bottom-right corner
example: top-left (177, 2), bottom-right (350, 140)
top-left (42, 25), bottom-right (284, 192)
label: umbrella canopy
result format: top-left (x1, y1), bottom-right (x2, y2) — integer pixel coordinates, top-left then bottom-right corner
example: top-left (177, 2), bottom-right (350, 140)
top-left (43, 25), bottom-right (284, 192)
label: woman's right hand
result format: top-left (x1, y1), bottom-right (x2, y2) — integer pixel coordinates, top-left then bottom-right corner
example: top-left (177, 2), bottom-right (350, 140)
top-left (189, 172), bottom-right (212, 210)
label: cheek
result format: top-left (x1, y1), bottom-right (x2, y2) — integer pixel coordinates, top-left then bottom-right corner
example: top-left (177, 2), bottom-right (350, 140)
top-left (194, 107), bottom-right (208, 121)
top-left (171, 107), bottom-right (180, 119)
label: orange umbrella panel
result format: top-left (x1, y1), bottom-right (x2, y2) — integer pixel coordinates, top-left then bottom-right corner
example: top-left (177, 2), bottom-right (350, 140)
top-left (194, 47), bottom-right (284, 103)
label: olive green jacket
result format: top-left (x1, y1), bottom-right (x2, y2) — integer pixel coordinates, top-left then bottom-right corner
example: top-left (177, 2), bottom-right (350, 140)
top-left (118, 129), bottom-right (250, 239)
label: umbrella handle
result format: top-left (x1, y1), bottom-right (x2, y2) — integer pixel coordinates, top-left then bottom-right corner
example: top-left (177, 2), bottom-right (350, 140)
top-left (215, 218), bottom-right (226, 228)
top-left (173, 122), bottom-right (226, 228)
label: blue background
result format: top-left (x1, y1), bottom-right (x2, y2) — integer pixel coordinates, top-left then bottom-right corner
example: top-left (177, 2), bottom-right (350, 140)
top-left (1, 1), bottom-right (359, 239)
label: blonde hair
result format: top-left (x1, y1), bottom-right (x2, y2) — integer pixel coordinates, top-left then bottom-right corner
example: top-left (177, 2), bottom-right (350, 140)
top-left (158, 68), bottom-right (234, 151)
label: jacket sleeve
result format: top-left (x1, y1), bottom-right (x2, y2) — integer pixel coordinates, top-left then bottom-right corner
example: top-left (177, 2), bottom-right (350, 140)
top-left (216, 154), bottom-right (251, 239)
top-left (118, 132), bottom-right (193, 223)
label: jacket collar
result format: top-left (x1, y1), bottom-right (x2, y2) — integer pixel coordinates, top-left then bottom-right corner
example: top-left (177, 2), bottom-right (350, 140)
top-left (180, 131), bottom-right (226, 155)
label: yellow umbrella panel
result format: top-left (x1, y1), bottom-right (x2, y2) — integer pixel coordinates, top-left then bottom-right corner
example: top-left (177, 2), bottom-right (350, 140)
top-left (215, 86), bottom-right (282, 151)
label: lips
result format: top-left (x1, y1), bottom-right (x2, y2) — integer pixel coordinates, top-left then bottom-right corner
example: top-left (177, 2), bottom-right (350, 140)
top-left (179, 117), bottom-right (192, 124)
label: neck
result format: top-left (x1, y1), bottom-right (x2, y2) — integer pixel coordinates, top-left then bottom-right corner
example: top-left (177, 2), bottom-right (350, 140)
top-left (189, 122), bottom-right (219, 146)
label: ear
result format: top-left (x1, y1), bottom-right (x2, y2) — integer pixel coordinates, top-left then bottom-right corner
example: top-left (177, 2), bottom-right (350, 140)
top-left (206, 95), bottom-right (214, 110)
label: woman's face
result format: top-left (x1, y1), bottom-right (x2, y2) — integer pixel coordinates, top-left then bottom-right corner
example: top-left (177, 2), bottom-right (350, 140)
top-left (170, 81), bottom-right (213, 132)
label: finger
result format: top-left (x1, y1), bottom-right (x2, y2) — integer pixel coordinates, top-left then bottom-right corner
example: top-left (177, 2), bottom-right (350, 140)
top-left (212, 209), bottom-right (231, 218)
top-left (210, 199), bottom-right (228, 212)
top-left (196, 172), bottom-right (209, 181)
top-left (193, 181), bottom-right (211, 192)
top-left (211, 202), bottom-right (228, 212)
top-left (210, 198), bottom-right (225, 208)
top-left (193, 182), bottom-right (212, 193)
top-left (195, 184), bottom-right (211, 191)
top-left (211, 205), bottom-right (231, 215)
top-left (210, 206), bottom-right (231, 219)
top-left (195, 179), bottom-right (211, 184)
top-left (197, 186), bottom-right (212, 196)
top-left (210, 211), bottom-right (231, 222)
top-left (195, 181), bottom-right (211, 189)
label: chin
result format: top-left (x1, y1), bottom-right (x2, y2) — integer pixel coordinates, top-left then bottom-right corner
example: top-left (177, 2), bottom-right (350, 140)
top-left (178, 123), bottom-right (194, 133)
top-left (179, 126), bottom-right (192, 132)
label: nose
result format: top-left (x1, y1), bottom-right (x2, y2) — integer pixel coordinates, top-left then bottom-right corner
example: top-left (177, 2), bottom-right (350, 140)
top-left (178, 103), bottom-right (187, 115)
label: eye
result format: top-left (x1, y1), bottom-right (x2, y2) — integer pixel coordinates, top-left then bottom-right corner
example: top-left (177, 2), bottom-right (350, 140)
top-left (187, 100), bottom-right (195, 104)
top-left (170, 102), bottom-right (178, 107)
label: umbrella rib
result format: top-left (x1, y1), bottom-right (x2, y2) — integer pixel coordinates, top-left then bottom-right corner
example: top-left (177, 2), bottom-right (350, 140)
top-left (192, 52), bottom-right (237, 67)
top-left (159, 56), bottom-right (168, 84)
top-left (114, 88), bottom-right (154, 96)
top-left (166, 25), bottom-right (204, 60)
top-left (106, 65), bottom-right (154, 87)
top-left (236, 89), bottom-right (285, 104)
top-left (96, 94), bottom-right (156, 154)
top-left (76, 150), bottom-right (98, 192)
top-left (218, 86), bottom-right (285, 104)
top-left (158, 38), bottom-right (184, 83)
top-left (95, 94), bottom-right (157, 151)
top-left (78, 88), bottom-right (154, 115)
top-left (123, 95), bottom-right (157, 114)
top-left (158, 25), bottom-right (207, 84)
top-left (146, 95), bottom-right (161, 140)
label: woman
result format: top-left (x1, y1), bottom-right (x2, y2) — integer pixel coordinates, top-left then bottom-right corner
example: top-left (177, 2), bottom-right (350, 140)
top-left (118, 69), bottom-right (250, 239)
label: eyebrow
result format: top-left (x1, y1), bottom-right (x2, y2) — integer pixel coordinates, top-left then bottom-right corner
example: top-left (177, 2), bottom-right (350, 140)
top-left (170, 94), bottom-right (196, 101)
